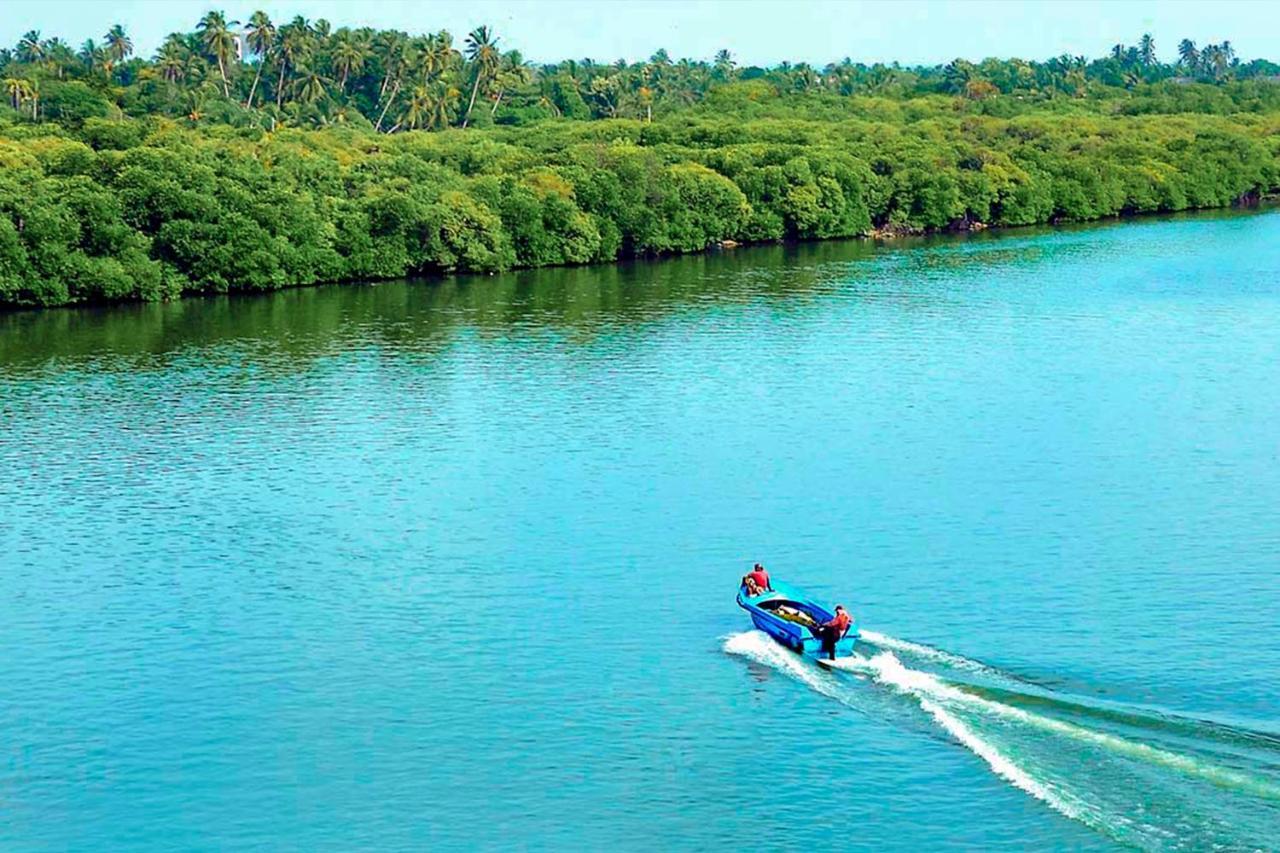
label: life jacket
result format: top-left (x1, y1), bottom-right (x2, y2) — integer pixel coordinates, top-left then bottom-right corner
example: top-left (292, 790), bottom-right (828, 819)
top-left (831, 611), bottom-right (851, 635)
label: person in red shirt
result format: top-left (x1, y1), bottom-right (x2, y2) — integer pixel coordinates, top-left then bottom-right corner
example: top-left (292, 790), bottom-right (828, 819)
top-left (747, 563), bottom-right (771, 593)
top-left (817, 605), bottom-right (852, 660)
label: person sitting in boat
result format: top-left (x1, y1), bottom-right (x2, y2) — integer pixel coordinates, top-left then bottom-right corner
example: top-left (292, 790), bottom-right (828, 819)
top-left (816, 605), bottom-right (852, 660)
top-left (743, 563), bottom-right (771, 595)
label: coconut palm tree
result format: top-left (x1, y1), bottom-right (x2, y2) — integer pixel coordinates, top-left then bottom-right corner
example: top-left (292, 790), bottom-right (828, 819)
top-left (5, 77), bottom-right (33, 111)
top-left (427, 82), bottom-right (460, 129)
top-left (16, 31), bottom-right (43, 65)
top-left (294, 68), bottom-right (327, 104)
top-left (105, 24), bottom-right (133, 66)
top-left (276, 17), bottom-right (312, 108)
top-left (243, 11), bottom-right (275, 108)
top-left (197, 11), bottom-right (239, 97)
top-left (374, 77), bottom-right (401, 131)
top-left (79, 40), bottom-right (109, 77)
top-left (396, 84), bottom-right (430, 130)
top-left (420, 31), bottom-right (458, 84)
top-left (155, 39), bottom-right (186, 86)
top-left (41, 38), bottom-right (74, 78)
top-left (1138, 33), bottom-right (1156, 67)
top-left (331, 30), bottom-right (367, 93)
top-left (1177, 39), bottom-right (1198, 73)
top-left (490, 49), bottom-right (532, 115)
top-left (1202, 44), bottom-right (1228, 79)
top-left (461, 25), bottom-right (499, 128)
top-left (20, 77), bottom-right (39, 118)
top-left (943, 58), bottom-right (975, 93)
top-left (373, 31), bottom-right (407, 100)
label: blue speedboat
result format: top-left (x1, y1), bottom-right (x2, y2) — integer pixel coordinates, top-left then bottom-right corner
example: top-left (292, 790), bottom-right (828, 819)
top-left (737, 580), bottom-right (858, 658)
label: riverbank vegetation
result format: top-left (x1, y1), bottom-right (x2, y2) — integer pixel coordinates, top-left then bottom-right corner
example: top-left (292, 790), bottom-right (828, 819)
top-left (2, 15), bottom-right (1280, 307)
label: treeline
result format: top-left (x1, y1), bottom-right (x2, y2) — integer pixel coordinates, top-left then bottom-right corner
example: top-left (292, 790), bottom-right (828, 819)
top-left (3, 102), bottom-right (1278, 307)
top-left (3, 16), bottom-right (1280, 133)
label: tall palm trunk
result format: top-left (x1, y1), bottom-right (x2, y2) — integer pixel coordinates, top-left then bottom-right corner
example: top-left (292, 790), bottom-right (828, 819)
top-left (246, 61), bottom-right (264, 108)
top-left (491, 88), bottom-right (503, 115)
top-left (217, 56), bottom-right (229, 96)
top-left (375, 80), bottom-right (400, 132)
top-left (276, 61), bottom-right (287, 108)
top-left (462, 71), bottom-right (482, 128)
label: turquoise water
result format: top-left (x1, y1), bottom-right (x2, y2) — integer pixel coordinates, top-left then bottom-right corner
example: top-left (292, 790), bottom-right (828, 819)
top-left (3, 211), bottom-right (1280, 850)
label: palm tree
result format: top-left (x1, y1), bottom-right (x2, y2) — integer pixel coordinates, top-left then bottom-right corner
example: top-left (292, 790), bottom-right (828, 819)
top-left (186, 88), bottom-right (208, 123)
top-left (294, 67), bottom-right (327, 104)
top-left (42, 38), bottom-right (74, 78)
top-left (490, 49), bottom-right (532, 115)
top-left (1201, 44), bottom-right (1228, 79)
top-left (1138, 33), bottom-right (1155, 67)
top-left (16, 31), bottom-right (43, 65)
top-left (427, 82), bottom-right (460, 129)
top-left (197, 11), bottom-right (238, 97)
top-left (396, 84), bottom-right (430, 130)
top-left (276, 17), bottom-right (312, 108)
top-left (373, 31), bottom-right (407, 100)
top-left (331, 30), bottom-right (367, 93)
top-left (79, 39), bottom-right (109, 77)
top-left (105, 24), bottom-right (133, 65)
top-left (1177, 39), bottom-right (1198, 73)
top-left (420, 31), bottom-right (458, 84)
top-left (243, 11), bottom-right (275, 108)
top-left (22, 77), bottom-right (39, 118)
top-left (461, 25), bottom-right (499, 128)
top-left (713, 49), bottom-right (736, 81)
top-left (943, 58), bottom-right (975, 94)
top-left (155, 39), bottom-right (186, 86)
top-left (374, 77), bottom-right (401, 131)
top-left (5, 77), bottom-right (33, 112)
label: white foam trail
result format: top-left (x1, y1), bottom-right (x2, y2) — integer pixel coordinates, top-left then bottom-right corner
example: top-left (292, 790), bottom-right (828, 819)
top-left (859, 630), bottom-right (998, 676)
top-left (723, 632), bottom-right (1080, 819)
top-left (829, 651), bottom-right (1280, 802)
top-left (917, 697), bottom-right (1073, 816)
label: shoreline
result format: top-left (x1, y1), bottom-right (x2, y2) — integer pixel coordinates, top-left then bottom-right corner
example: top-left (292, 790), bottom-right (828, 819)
top-left (3, 200), bottom-right (1276, 317)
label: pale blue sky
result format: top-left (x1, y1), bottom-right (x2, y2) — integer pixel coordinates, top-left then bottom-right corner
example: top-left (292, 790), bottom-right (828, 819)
top-left (3, 0), bottom-right (1277, 67)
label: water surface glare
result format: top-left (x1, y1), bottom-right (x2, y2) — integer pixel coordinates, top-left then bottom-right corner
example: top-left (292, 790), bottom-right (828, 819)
top-left (3, 212), bottom-right (1280, 850)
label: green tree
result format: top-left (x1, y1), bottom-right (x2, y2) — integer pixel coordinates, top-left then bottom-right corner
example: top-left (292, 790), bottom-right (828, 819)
top-left (276, 17), bottom-right (312, 108)
top-left (104, 24), bottom-right (133, 66)
top-left (197, 10), bottom-right (238, 97)
top-left (461, 25), bottom-right (499, 128)
top-left (4, 76), bottom-right (33, 111)
top-left (16, 31), bottom-right (43, 65)
top-left (1177, 39), bottom-right (1198, 73)
top-left (294, 68), bottom-right (327, 104)
top-left (243, 11), bottom-right (275, 108)
top-left (1139, 33), bottom-right (1155, 67)
top-left (331, 30), bottom-right (367, 93)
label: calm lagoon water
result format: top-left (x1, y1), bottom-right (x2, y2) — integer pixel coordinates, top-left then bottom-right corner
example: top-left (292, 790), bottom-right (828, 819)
top-left (2, 211), bottom-right (1279, 850)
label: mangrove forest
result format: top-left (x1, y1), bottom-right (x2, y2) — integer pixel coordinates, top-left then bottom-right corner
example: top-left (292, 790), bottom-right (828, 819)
top-left (2, 14), bottom-right (1280, 308)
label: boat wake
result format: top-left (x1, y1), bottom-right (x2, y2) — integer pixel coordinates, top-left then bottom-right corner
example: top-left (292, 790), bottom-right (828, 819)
top-left (723, 630), bottom-right (1280, 849)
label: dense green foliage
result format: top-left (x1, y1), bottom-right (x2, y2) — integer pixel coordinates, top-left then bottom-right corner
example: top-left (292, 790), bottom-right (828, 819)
top-left (2, 16), bottom-right (1280, 308)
